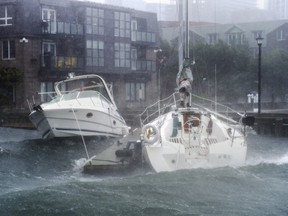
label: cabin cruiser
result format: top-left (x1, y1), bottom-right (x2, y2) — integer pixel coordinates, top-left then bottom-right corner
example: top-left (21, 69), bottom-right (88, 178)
top-left (29, 74), bottom-right (129, 139)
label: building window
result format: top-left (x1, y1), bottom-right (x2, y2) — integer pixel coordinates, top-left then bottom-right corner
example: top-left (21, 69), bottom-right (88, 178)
top-left (126, 82), bottom-right (145, 101)
top-left (131, 48), bottom-right (137, 70)
top-left (227, 32), bottom-right (244, 45)
top-left (2, 40), bottom-right (15, 59)
top-left (86, 40), bottom-right (104, 66)
top-left (42, 8), bottom-right (56, 34)
top-left (252, 31), bottom-right (263, 40)
top-left (131, 20), bottom-right (137, 41)
top-left (86, 7), bottom-right (104, 35)
top-left (0, 6), bottom-right (13, 26)
top-left (114, 11), bottom-right (130, 38)
top-left (115, 42), bottom-right (130, 68)
top-left (207, 33), bottom-right (217, 45)
top-left (276, 30), bottom-right (285, 41)
top-left (42, 42), bottom-right (56, 67)
top-left (40, 82), bottom-right (55, 102)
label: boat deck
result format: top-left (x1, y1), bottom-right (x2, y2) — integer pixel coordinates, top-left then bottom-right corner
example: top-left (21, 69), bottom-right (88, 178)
top-left (83, 128), bottom-right (145, 175)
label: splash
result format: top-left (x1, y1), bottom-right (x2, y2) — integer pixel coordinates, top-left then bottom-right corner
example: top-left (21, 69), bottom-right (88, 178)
top-left (72, 158), bottom-right (87, 172)
top-left (246, 152), bottom-right (288, 166)
top-left (274, 153), bottom-right (288, 165)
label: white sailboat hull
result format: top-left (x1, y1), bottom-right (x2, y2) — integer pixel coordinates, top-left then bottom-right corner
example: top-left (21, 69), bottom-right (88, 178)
top-left (141, 108), bottom-right (247, 173)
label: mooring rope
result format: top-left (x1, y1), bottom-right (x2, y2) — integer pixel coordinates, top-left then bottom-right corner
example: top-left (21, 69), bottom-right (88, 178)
top-left (71, 106), bottom-right (90, 160)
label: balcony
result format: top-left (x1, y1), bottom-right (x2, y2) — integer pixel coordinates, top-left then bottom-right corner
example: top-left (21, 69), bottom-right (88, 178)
top-left (131, 31), bottom-right (156, 44)
top-left (41, 20), bottom-right (84, 35)
top-left (41, 55), bottom-right (84, 70)
top-left (131, 60), bottom-right (156, 72)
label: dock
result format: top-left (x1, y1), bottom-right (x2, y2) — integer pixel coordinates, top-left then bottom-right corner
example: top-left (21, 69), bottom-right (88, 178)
top-left (252, 112), bottom-right (288, 137)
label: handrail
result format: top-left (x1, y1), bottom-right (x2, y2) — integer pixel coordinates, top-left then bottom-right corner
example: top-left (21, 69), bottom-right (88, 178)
top-left (139, 92), bottom-right (245, 127)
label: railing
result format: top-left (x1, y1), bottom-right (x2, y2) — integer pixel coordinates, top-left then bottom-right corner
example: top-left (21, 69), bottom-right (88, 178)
top-left (41, 55), bottom-right (84, 69)
top-left (41, 20), bottom-right (84, 35)
top-left (131, 60), bottom-right (156, 71)
top-left (139, 92), bottom-right (245, 127)
top-left (131, 31), bottom-right (156, 43)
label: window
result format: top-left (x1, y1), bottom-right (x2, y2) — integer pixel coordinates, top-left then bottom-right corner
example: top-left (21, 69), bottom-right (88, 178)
top-left (42, 42), bottom-right (56, 67)
top-left (227, 32), bottom-right (244, 45)
top-left (115, 42), bottom-right (130, 67)
top-left (40, 82), bottom-right (55, 102)
top-left (2, 40), bottom-right (15, 59)
top-left (0, 6), bottom-right (13, 26)
top-left (114, 11), bottom-right (130, 38)
top-left (276, 30), bottom-right (285, 41)
top-left (86, 7), bottom-right (104, 35)
top-left (131, 48), bottom-right (137, 70)
top-left (207, 33), bottom-right (217, 45)
top-left (86, 40), bottom-right (104, 66)
top-left (252, 31), bottom-right (263, 40)
top-left (131, 20), bottom-right (137, 41)
top-left (42, 8), bottom-right (56, 34)
top-left (126, 82), bottom-right (145, 101)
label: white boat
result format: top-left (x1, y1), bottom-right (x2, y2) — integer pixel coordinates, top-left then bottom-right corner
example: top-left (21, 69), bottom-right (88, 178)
top-left (140, 94), bottom-right (254, 173)
top-left (29, 74), bottom-right (129, 139)
top-left (139, 0), bottom-right (254, 173)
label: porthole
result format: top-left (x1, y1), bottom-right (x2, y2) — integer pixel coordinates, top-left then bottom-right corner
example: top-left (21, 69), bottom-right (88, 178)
top-left (86, 112), bottom-right (93, 118)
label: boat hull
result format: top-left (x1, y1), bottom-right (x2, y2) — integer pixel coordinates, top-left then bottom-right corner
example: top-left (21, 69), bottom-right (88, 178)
top-left (29, 107), bottom-right (128, 139)
top-left (141, 108), bottom-right (247, 173)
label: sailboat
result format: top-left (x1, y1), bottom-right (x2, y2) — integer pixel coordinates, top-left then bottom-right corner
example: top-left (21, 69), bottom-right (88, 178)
top-left (139, 0), bottom-right (254, 173)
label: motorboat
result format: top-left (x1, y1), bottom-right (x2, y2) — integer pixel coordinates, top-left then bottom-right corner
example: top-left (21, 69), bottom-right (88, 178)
top-left (28, 74), bottom-right (129, 139)
top-left (140, 93), bottom-right (254, 173)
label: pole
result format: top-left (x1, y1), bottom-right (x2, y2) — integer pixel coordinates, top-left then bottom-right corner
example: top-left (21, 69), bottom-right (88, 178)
top-left (214, 64), bottom-right (217, 113)
top-left (258, 42), bottom-right (262, 115)
top-left (185, 0), bottom-right (189, 58)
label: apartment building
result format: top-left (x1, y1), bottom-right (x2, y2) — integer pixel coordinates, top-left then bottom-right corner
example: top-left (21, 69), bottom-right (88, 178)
top-left (0, 0), bottom-right (159, 122)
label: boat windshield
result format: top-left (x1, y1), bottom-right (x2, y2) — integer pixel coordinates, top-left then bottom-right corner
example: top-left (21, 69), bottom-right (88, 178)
top-left (56, 76), bottom-right (112, 103)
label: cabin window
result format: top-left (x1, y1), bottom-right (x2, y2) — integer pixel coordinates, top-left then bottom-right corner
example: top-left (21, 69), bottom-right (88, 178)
top-left (2, 40), bottom-right (15, 59)
top-left (125, 82), bottom-right (145, 101)
top-left (0, 6), bottom-right (13, 26)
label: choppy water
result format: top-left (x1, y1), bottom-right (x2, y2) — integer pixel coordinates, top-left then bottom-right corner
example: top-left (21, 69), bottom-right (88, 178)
top-left (0, 128), bottom-right (288, 216)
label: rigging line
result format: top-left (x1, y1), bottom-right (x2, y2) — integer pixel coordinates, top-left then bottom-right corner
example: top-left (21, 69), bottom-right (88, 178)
top-left (71, 106), bottom-right (90, 160)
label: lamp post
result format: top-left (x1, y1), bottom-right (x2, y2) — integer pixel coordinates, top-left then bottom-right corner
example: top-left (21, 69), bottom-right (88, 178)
top-left (19, 37), bottom-right (29, 108)
top-left (256, 35), bottom-right (263, 115)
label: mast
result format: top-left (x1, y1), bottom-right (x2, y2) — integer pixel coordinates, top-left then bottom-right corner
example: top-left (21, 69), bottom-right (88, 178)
top-left (185, 0), bottom-right (189, 59)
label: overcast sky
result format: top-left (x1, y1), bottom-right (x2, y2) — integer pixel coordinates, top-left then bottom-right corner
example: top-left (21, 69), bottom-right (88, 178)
top-left (86, 0), bottom-right (265, 9)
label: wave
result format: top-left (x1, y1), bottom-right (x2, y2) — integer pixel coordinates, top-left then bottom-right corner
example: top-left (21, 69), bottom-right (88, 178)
top-left (246, 152), bottom-right (288, 167)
